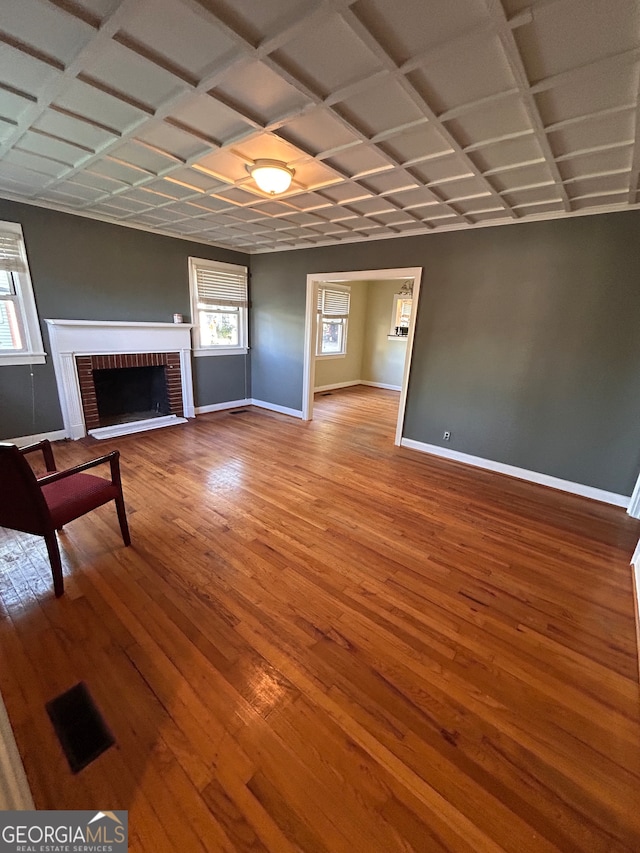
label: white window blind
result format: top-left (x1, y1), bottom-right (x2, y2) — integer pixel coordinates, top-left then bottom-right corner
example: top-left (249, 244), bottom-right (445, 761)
top-left (0, 232), bottom-right (26, 273)
top-left (317, 286), bottom-right (350, 317)
top-left (0, 221), bottom-right (45, 365)
top-left (194, 263), bottom-right (248, 308)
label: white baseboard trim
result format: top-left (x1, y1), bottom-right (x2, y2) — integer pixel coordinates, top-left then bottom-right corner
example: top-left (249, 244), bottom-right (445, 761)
top-left (314, 381), bottom-right (361, 392)
top-left (360, 381), bottom-right (402, 391)
top-left (631, 541), bottom-right (640, 682)
top-left (400, 438), bottom-right (630, 508)
top-left (314, 380), bottom-right (402, 392)
top-left (196, 399), bottom-right (250, 415)
top-left (4, 428), bottom-right (67, 446)
top-left (249, 399), bottom-right (303, 419)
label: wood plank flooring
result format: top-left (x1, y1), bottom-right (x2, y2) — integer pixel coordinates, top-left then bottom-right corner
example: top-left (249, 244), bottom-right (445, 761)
top-left (1, 385), bottom-right (639, 852)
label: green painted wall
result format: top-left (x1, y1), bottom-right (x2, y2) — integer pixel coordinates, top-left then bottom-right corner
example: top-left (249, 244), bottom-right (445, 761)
top-left (0, 199), bottom-right (249, 439)
top-left (361, 280), bottom-right (407, 388)
top-left (250, 211), bottom-right (640, 496)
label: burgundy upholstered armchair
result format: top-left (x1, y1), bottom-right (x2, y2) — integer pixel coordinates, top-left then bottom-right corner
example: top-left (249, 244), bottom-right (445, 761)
top-left (0, 439), bottom-right (131, 597)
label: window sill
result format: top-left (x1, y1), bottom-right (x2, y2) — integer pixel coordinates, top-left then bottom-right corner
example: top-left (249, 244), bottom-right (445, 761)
top-left (193, 347), bottom-right (248, 357)
top-left (316, 353), bottom-right (346, 360)
top-left (387, 335), bottom-right (408, 341)
top-left (0, 352), bottom-right (47, 366)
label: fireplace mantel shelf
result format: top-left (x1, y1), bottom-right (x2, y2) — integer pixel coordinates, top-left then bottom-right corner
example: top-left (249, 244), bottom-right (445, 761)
top-left (46, 319), bottom-right (193, 329)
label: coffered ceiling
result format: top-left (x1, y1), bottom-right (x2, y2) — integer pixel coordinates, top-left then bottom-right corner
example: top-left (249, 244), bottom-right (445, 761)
top-left (0, 0), bottom-right (639, 253)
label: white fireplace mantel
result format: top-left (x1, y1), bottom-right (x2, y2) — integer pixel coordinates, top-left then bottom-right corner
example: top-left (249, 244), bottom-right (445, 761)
top-left (45, 319), bottom-right (195, 440)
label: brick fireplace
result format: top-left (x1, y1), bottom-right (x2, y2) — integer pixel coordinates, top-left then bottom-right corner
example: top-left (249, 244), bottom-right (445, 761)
top-left (45, 319), bottom-right (195, 440)
top-left (76, 351), bottom-right (184, 430)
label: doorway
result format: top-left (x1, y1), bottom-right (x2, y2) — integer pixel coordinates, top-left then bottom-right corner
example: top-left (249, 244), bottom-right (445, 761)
top-left (302, 267), bottom-right (422, 445)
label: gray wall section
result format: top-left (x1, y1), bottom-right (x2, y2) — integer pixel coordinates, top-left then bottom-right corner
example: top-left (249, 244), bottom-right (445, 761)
top-left (0, 199), bottom-right (249, 438)
top-left (250, 211), bottom-right (640, 496)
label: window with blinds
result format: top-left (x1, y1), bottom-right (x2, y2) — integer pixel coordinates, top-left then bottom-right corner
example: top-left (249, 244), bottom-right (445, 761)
top-left (0, 221), bottom-right (45, 365)
top-left (189, 257), bottom-right (249, 354)
top-left (316, 284), bottom-right (350, 356)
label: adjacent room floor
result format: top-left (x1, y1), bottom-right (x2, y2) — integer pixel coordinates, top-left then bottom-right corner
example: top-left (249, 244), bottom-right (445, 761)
top-left (1, 386), bottom-right (639, 852)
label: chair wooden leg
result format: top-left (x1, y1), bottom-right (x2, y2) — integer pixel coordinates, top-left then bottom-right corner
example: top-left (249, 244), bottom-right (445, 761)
top-left (115, 496), bottom-right (131, 546)
top-left (44, 532), bottom-right (64, 597)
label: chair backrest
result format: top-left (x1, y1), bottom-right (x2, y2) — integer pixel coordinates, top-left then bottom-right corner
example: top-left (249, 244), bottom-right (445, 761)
top-left (0, 443), bottom-right (51, 535)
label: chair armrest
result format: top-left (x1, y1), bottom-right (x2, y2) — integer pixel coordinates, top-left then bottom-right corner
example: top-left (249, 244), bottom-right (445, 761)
top-left (37, 450), bottom-right (121, 487)
top-left (19, 439), bottom-right (56, 472)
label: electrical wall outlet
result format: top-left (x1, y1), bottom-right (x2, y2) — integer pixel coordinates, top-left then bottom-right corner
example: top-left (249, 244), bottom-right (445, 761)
top-left (443, 430), bottom-right (451, 441)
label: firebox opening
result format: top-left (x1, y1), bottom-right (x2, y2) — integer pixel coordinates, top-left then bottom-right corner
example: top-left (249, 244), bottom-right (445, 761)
top-left (93, 365), bottom-right (171, 427)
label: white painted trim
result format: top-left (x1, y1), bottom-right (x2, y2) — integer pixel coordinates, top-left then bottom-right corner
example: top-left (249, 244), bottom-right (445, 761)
top-left (627, 472), bottom-right (640, 518)
top-left (631, 540), bottom-right (640, 683)
top-left (361, 380), bottom-right (402, 391)
top-left (400, 438), bottom-right (630, 508)
top-left (45, 319), bottom-right (195, 439)
top-left (0, 690), bottom-right (34, 809)
top-left (0, 353), bottom-right (46, 366)
top-left (314, 380), bottom-right (402, 392)
top-left (314, 381), bottom-right (361, 392)
top-left (249, 399), bottom-right (303, 419)
top-left (3, 429), bottom-right (67, 446)
top-left (251, 199), bottom-right (640, 254)
top-left (195, 399), bottom-right (250, 414)
top-left (303, 267), bottom-right (423, 447)
top-left (88, 415), bottom-right (187, 440)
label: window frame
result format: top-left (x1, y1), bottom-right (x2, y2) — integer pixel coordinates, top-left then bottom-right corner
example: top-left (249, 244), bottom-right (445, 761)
top-left (316, 284), bottom-right (350, 359)
top-left (188, 257), bottom-right (249, 357)
top-left (0, 221), bottom-right (46, 366)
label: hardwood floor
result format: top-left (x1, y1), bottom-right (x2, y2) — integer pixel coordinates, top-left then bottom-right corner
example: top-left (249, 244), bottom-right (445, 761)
top-left (1, 385), bottom-right (639, 852)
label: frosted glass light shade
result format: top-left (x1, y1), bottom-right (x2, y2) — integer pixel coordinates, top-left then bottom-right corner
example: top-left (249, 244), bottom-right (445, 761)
top-left (249, 159), bottom-right (294, 194)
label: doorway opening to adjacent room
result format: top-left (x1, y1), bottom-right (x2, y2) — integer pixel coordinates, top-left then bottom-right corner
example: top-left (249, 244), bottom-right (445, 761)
top-left (302, 267), bottom-right (422, 444)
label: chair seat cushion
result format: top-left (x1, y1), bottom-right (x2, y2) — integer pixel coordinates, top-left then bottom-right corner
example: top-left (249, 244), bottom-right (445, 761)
top-left (41, 473), bottom-right (119, 528)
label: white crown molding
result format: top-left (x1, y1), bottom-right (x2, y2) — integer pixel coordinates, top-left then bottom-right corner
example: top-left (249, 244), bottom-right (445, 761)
top-left (3, 191), bottom-right (640, 257)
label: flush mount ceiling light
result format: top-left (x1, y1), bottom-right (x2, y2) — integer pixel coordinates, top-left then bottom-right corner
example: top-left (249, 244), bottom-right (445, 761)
top-left (248, 159), bottom-right (295, 194)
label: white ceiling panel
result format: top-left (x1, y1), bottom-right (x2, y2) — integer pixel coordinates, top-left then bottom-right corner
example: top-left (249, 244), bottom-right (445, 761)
top-left (352, 0), bottom-right (490, 63)
top-left (0, 45), bottom-right (61, 97)
top-left (134, 122), bottom-right (208, 161)
top-left (33, 109), bottom-right (118, 151)
top-left (535, 65), bottom-right (640, 126)
top-left (120, 0), bottom-right (239, 79)
top-left (547, 112), bottom-right (636, 157)
top-left (54, 79), bottom-right (148, 133)
top-left (211, 60), bottom-right (312, 124)
top-left (1, 0), bottom-right (95, 65)
top-left (272, 14), bottom-right (382, 96)
top-left (336, 79), bottom-right (424, 137)
top-left (5, 148), bottom-right (67, 178)
top-left (19, 130), bottom-right (88, 165)
top-left (167, 94), bottom-right (253, 145)
top-left (82, 41), bottom-right (187, 109)
top-left (514, 0), bottom-right (640, 82)
top-left (407, 36), bottom-right (515, 114)
top-left (0, 0), bottom-right (638, 251)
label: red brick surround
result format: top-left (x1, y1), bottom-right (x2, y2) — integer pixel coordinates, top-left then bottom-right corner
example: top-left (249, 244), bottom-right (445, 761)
top-left (76, 351), bottom-right (183, 430)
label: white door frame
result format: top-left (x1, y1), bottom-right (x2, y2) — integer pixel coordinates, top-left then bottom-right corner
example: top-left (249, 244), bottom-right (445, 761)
top-left (302, 266), bottom-right (423, 445)
top-left (628, 474), bottom-right (640, 518)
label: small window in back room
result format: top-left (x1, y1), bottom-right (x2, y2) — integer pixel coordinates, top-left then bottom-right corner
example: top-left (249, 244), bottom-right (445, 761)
top-left (0, 221), bottom-right (45, 366)
top-left (189, 257), bottom-right (248, 356)
top-left (316, 284), bottom-right (350, 357)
